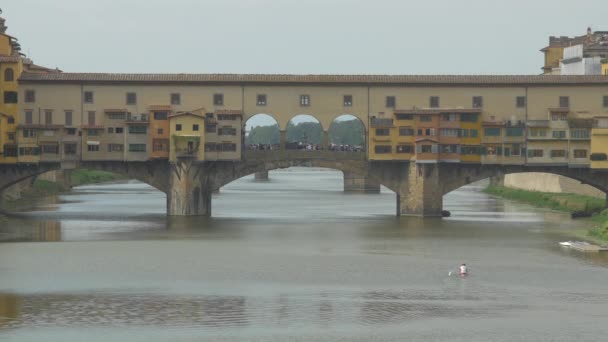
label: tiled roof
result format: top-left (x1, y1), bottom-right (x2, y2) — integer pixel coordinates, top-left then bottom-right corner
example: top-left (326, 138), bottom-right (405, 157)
top-left (18, 72), bottom-right (608, 85)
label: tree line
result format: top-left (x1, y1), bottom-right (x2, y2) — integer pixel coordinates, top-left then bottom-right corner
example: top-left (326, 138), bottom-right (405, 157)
top-left (245, 120), bottom-right (365, 146)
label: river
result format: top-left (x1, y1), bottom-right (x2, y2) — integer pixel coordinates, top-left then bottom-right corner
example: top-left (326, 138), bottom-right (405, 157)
top-left (1, 168), bottom-right (608, 341)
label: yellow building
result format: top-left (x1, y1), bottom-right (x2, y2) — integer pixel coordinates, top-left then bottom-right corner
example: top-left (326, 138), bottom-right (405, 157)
top-left (591, 117), bottom-right (608, 169)
top-left (169, 111), bottom-right (206, 162)
top-left (459, 111), bottom-right (482, 163)
top-left (0, 15), bottom-right (21, 164)
top-left (368, 115), bottom-right (398, 161)
top-left (602, 59), bottom-right (608, 75)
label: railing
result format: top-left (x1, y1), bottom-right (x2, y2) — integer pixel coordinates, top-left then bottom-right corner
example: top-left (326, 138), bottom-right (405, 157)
top-left (243, 150), bottom-right (366, 161)
top-left (175, 148), bottom-right (198, 157)
top-left (370, 118), bottom-right (394, 127)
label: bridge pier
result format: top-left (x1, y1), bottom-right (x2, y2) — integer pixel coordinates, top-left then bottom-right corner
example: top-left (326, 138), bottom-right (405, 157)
top-left (343, 171), bottom-right (380, 193)
top-left (397, 163), bottom-right (444, 217)
top-left (322, 131), bottom-right (329, 150)
top-left (167, 160), bottom-right (212, 216)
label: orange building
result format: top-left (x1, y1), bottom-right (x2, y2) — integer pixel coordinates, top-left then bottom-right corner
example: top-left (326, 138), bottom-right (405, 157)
top-left (414, 110), bottom-right (440, 162)
top-left (149, 106), bottom-right (171, 159)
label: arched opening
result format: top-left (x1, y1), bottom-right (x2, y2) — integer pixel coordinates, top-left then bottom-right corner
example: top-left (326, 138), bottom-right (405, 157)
top-left (328, 114), bottom-right (366, 152)
top-left (285, 114), bottom-right (323, 150)
top-left (4, 68), bottom-right (14, 82)
top-left (244, 113), bottom-right (280, 151)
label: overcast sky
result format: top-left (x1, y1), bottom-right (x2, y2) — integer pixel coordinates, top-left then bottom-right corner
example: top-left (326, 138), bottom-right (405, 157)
top-left (3, 0), bottom-right (606, 75)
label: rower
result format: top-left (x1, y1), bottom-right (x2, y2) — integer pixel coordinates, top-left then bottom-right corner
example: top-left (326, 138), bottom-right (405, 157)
top-left (459, 263), bottom-right (468, 276)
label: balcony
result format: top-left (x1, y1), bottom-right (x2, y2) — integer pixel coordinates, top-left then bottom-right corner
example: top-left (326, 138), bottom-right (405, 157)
top-left (125, 114), bottom-right (150, 124)
top-left (175, 147), bottom-right (199, 158)
top-left (370, 118), bottom-right (393, 128)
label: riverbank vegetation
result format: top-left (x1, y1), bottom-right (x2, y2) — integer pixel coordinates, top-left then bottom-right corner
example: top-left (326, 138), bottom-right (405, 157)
top-left (70, 169), bottom-right (123, 186)
top-left (485, 185), bottom-right (608, 243)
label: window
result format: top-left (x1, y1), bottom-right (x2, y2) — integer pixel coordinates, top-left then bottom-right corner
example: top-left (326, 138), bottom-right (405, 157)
top-left (552, 130), bottom-right (566, 139)
top-left (529, 128), bottom-right (547, 137)
top-left (421, 145), bottom-right (433, 153)
top-left (300, 95), bottom-right (310, 106)
top-left (65, 111), bottom-right (73, 126)
top-left (153, 139), bottom-right (169, 152)
top-left (87, 129), bottom-right (101, 136)
top-left (45, 110), bottom-right (53, 125)
top-left (108, 144), bottom-right (124, 152)
top-left (550, 150), bottom-right (566, 158)
top-left (343, 95), bottom-right (353, 107)
top-left (153, 111), bottom-right (168, 120)
top-left (425, 128), bottom-right (436, 136)
top-left (3, 144), bottom-right (17, 157)
top-left (7, 116), bottom-right (14, 124)
top-left (591, 153), bottom-right (608, 161)
top-left (559, 96), bottom-right (570, 108)
top-left (217, 114), bottom-right (237, 121)
top-left (574, 150), bottom-right (587, 158)
top-left (64, 143), bottom-right (77, 155)
top-left (472, 96), bottom-right (483, 108)
top-left (129, 144), bottom-right (147, 152)
top-left (176, 124), bottom-right (182, 131)
top-left (470, 129), bottom-right (478, 138)
top-left (399, 127), bottom-right (414, 136)
top-left (441, 128), bottom-right (460, 137)
top-left (460, 113), bottom-right (479, 122)
top-left (430, 96), bottom-right (440, 108)
top-left (4, 68), bottom-right (14, 81)
top-left (22, 129), bottom-right (36, 138)
top-left (88, 111), bottom-right (96, 125)
top-left (604, 96), bottom-right (608, 108)
top-left (396, 144), bottom-right (414, 153)
top-left (7, 132), bottom-right (15, 141)
top-left (129, 125), bottom-right (147, 134)
top-left (126, 92), bottom-right (137, 105)
top-left (395, 114), bottom-right (413, 120)
top-left (419, 115), bottom-right (432, 122)
top-left (213, 93), bottom-right (224, 106)
top-left (107, 112), bottom-right (126, 120)
top-left (385, 96), bottom-right (396, 108)
top-left (375, 128), bottom-right (390, 136)
top-left (19, 147), bottom-right (40, 156)
top-left (219, 143), bottom-right (237, 152)
top-left (4, 91), bottom-right (17, 103)
top-left (218, 127), bottom-right (237, 136)
top-left (87, 144), bottom-right (100, 152)
top-left (461, 146), bottom-right (481, 155)
top-left (116, 127), bottom-right (124, 134)
top-left (516, 96), bottom-right (526, 108)
top-left (171, 93), bottom-right (181, 105)
top-left (505, 127), bottom-right (523, 136)
top-left (205, 143), bottom-right (217, 152)
top-left (484, 127), bottom-right (501, 136)
top-left (84, 91), bottom-right (94, 104)
top-left (157, 128), bottom-right (164, 135)
top-left (25, 111), bottom-right (33, 124)
top-left (257, 94), bottom-right (267, 106)
top-left (193, 124), bottom-right (199, 131)
top-left (41, 144), bottom-right (59, 154)
top-left (440, 144), bottom-right (459, 154)
top-left (374, 145), bottom-right (391, 154)
top-left (442, 113), bottom-right (457, 121)
top-left (66, 128), bottom-right (77, 135)
top-left (206, 123), bottom-right (217, 132)
top-left (527, 149), bottom-right (543, 158)
top-left (25, 90), bottom-right (36, 103)
top-left (460, 129), bottom-right (469, 137)
top-left (108, 127), bottom-right (114, 134)
top-left (571, 129), bottom-right (590, 139)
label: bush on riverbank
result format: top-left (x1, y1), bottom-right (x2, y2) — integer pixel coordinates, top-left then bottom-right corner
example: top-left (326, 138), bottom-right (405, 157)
top-left (70, 169), bottom-right (123, 186)
top-left (484, 185), bottom-right (605, 213)
top-left (485, 185), bottom-right (608, 242)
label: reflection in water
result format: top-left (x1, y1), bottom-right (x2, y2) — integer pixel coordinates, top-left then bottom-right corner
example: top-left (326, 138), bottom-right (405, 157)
top-left (2, 169), bottom-right (608, 341)
top-left (0, 293), bottom-right (20, 328)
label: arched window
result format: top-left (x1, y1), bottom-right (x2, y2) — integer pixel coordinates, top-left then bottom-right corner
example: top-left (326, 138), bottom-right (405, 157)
top-left (4, 68), bottom-right (14, 82)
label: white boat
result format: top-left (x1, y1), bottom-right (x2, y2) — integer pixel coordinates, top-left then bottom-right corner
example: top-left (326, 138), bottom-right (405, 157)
top-left (559, 241), bottom-right (573, 247)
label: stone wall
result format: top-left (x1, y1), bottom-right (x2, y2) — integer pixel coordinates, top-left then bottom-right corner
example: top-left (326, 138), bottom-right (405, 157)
top-left (503, 173), bottom-right (605, 198)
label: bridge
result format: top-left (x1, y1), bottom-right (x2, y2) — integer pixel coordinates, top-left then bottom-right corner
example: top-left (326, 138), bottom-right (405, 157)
top-left (2, 148), bottom-right (608, 217)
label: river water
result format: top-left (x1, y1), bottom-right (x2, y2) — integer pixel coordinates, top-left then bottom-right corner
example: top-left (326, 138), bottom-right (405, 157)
top-left (1, 168), bottom-right (608, 341)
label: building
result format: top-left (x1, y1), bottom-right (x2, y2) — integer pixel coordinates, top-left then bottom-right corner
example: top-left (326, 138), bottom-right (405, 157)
top-left (542, 28), bottom-right (608, 75)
